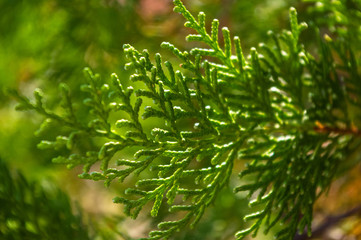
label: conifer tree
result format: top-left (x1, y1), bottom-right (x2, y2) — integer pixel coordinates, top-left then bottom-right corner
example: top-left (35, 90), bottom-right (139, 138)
top-left (10, 0), bottom-right (361, 239)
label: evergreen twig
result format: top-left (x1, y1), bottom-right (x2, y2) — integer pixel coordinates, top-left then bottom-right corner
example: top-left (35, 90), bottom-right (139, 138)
top-left (10, 0), bottom-right (361, 239)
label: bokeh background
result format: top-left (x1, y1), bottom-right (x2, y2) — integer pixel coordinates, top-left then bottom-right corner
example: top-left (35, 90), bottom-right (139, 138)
top-left (1, 0), bottom-right (361, 239)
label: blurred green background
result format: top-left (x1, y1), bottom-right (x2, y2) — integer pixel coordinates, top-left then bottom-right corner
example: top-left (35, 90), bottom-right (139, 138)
top-left (4, 0), bottom-right (359, 239)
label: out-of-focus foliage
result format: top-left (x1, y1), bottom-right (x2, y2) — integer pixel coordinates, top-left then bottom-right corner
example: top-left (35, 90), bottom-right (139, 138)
top-left (0, 158), bottom-right (91, 239)
top-left (0, 0), bottom-right (139, 93)
top-left (0, 0), bottom-right (142, 174)
top-left (0, 158), bottom-right (130, 240)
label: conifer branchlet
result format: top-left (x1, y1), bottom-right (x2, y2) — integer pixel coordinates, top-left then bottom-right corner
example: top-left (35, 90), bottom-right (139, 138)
top-left (10, 0), bottom-right (361, 239)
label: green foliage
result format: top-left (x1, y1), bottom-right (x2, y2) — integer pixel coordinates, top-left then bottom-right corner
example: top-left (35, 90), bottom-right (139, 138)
top-left (0, 159), bottom-right (90, 240)
top-left (10, 0), bottom-right (361, 239)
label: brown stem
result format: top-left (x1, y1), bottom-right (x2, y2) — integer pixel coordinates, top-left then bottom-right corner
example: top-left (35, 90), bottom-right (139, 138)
top-left (314, 120), bottom-right (361, 136)
top-left (294, 204), bottom-right (361, 240)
